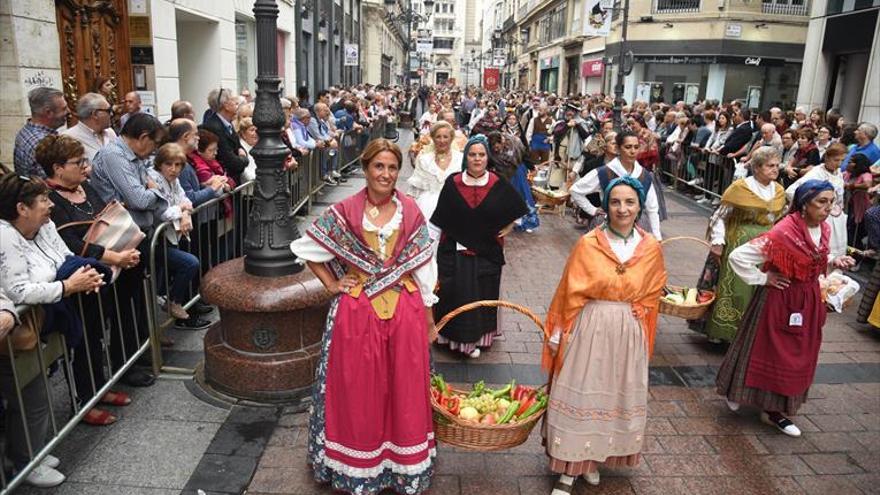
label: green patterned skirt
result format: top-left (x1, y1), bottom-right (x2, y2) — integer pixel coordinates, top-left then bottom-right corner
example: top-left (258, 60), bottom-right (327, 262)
top-left (704, 223), bottom-right (771, 342)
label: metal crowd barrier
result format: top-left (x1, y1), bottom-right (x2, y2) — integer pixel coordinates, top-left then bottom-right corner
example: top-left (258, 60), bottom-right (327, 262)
top-left (657, 145), bottom-right (738, 200)
top-left (148, 124), bottom-right (374, 377)
top-left (1, 278), bottom-right (156, 493)
top-left (0, 122), bottom-right (379, 493)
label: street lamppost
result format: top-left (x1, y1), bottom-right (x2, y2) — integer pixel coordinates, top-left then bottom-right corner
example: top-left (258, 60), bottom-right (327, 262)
top-left (200, 0), bottom-right (333, 405)
top-left (385, 0), bottom-right (434, 87)
top-left (611, 0), bottom-right (631, 131)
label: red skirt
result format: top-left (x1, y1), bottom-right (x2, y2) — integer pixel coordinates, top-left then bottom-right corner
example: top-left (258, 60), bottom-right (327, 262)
top-left (744, 280), bottom-right (825, 397)
top-left (323, 289), bottom-right (435, 477)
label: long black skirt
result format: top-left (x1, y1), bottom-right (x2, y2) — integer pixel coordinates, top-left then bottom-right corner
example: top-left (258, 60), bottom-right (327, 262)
top-left (434, 249), bottom-right (502, 344)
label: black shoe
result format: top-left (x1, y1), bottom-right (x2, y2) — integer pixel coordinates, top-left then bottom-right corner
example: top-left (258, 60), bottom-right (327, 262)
top-left (175, 317), bottom-right (212, 331)
top-left (122, 368), bottom-right (155, 387)
top-left (192, 301), bottom-right (214, 316)
top-left (337, 176), bottom-right (348, 183)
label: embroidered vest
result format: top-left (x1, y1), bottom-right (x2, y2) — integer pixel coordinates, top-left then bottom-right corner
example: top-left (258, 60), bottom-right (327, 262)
top-left (346, 228), bottom-right (417, 320)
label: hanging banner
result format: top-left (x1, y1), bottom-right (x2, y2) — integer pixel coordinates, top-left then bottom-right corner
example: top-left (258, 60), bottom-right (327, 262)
top-left (483, 68), bottom-right (500, 91)
top-left (581, 58), bottom-right (604, 77)
top-left (583, 0), bottom-right (612, 37)
top-left (344, 44), bottom-right (359, 66)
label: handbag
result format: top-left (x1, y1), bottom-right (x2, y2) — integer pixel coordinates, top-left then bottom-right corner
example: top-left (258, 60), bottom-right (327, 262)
top-left (0, 306), bottom-right (43, 355)
top-left (57, 201), bottom-right (145, 282)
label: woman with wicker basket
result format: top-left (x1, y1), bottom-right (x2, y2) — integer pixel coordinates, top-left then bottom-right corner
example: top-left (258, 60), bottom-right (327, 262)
top-left (431, 135), bottom-right (528, 358)
top-left (569, 131), bottom-right (664, 240)
top-left (542, 176), bottom-right (667, 493)
top-left (716, 180), bottom-right (856, 437)
top-left (290, 139), bottom-right (439, 495)
top-left (701, 147), bottom-right (787, 343)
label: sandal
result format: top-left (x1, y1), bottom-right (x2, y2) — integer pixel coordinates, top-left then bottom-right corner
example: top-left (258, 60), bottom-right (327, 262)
top-left (83, 407), bottom-right (118, 426)
top-left (101, 391), bottom-right (131, 406)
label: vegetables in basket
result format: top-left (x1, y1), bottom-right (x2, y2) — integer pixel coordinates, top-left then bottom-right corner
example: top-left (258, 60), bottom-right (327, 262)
top-left (431, 374), bottom-right (548, 425)
top-left (661, 287), bottom-right (713, 306)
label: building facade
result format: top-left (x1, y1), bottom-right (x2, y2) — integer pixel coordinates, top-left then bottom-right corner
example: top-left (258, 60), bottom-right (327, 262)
top-left (361, 0), bottom-right (409, 85)
top-left (797, 0), bottom-right (880, 124)
top-left (295, 0), bottom-right (363, 95)
top-left (607, 0), bottom-right (810, 109)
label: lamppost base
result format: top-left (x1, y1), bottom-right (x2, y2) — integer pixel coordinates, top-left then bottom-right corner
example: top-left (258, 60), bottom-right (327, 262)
top-left (201, 257), bottom-right (331, 404)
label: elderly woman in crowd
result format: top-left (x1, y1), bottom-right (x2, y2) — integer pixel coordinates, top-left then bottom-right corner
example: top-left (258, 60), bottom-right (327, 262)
top-left (431, 135), bottom-right (528, 358)
top-left (0, 173), bottom-right (106, 487)
top-left (786, 142), bottom-right (849, 258)
top-left (147, 144), bottom-right (204, 333)
top-left (407, 121), bottom-right (462, 248)
top-left (701, 147), bottom-right (787, 343)
top-left (543, 177), bottom-right (667, 493)
top-left (291, 139), bottom-right (438, 495)
top-left (37, 135), bottom-right (142, 425)
top-left (717, 181), bottom-right (856, 437)
top-left (236, 116), bottom-right (258, 184)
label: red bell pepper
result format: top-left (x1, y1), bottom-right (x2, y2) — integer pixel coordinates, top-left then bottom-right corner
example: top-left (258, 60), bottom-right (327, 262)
top-left (516, 396), bottom-right (535, 416)
top-left (444, 395), bottom-right (461, 416)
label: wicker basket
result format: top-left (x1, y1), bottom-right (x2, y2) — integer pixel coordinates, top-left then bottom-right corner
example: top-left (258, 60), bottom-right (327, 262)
top-left (431, 300), bottom-right (547, 451)
top-left (658, 237), bottom-right (716, 319)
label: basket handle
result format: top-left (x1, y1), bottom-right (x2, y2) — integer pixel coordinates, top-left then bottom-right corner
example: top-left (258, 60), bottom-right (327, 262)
top-left (660, 236), bottom-right (711, 249)
top-left (435, 300), bottom-right (545, 335)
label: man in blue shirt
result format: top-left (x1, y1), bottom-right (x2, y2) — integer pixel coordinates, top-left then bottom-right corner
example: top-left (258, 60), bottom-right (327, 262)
top-left (842, 122), bottom-right (880, 170)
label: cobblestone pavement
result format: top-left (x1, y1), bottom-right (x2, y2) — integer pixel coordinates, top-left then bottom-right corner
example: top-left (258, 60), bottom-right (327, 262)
top-left (18, 134), bottom-right (878, 495)
top-left (247, 142), bottom-right (880, 495)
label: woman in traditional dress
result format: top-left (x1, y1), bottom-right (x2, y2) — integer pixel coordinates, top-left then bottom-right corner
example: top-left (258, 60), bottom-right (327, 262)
top-left (542, 176), bottom-right (667, 493)
top-left (701, 147), bottom-right (787, 343)
top-left (407, 121), bottom-right (463, 249)
top-left (487, 131), bottom-right (540, 233)
top-left (431, 135), bottom-right (528, 358)
top-left (786, 142), bottom-right (849, 258)
top-left (291, 139), bottom-right (438, 495)
top-left (569, 131), bottom-right (663, 239)
top-left (716, 180), bottom-right (855, 436)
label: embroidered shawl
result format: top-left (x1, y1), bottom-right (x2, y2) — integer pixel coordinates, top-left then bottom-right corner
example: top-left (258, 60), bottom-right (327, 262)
top-left (752, 212), bottom-right (830, 282)
top-left (305, 188), bottom-right (433, 297)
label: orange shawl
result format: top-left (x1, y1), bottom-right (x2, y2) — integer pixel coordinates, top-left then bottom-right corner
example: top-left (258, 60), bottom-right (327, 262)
top-left (542, 228), bottom-right (668, 376)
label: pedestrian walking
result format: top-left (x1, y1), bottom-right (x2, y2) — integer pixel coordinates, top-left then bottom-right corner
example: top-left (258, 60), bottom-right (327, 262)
top-left (290, 139), bottom-right (438, 495)
top-left (700, 147), bottom-right (787, 343)
top-left (716, 180), bottom-right (856, 437)
top-left (542, 176), bottom-right (667, 493)
top-left (431, 135), bottom-right (528, 358)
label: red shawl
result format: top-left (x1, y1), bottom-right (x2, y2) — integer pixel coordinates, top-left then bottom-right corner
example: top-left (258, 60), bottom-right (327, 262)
top-left (757, 213), bottom-right (829, 282)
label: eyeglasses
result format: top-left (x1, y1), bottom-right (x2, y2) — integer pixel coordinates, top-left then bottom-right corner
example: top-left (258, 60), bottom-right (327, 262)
top-left (216, 87), bottom-right (225, 109)
top-left (63, 157), bottom-right (88, 167)
top-left (94, 108), bottom-right (113, 116)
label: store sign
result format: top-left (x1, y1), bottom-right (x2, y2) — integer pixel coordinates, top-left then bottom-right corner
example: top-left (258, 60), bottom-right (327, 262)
top-left (416, 37), bottom-right (433, 53)
top-left (633, 55), bottom-right (783, 66)
top-left (344, 44), bottom-right (359, 66)
top-left (581, 58), bottom-right (604, 77)
top-left (583, 0), bottom-right (612, 37)
top-left (483, 68), bottom-right (500, 90)
top-left (744, 57), bottom-right (762, 66)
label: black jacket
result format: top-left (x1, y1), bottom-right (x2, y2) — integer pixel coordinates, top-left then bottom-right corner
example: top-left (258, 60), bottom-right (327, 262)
top-left (719, 122), bottom-right (754, 156)
top-left (200, 113), bottom-right (249, 183)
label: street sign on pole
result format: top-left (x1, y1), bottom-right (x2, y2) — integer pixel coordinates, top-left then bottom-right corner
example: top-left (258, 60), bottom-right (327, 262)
top-left (416, 38), bottom-right (433, 53)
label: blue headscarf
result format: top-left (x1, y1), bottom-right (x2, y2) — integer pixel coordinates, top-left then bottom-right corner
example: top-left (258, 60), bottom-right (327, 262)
top-left (461, 134), bottom-right (490, 171)
top-left (602, 176), bottom-right (646, 220)
top-left (790, 179), bottom-right (834, 215)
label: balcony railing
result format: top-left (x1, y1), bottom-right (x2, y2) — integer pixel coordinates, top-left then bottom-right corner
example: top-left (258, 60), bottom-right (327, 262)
top-left (762, 0), bottom-right (809, 15)
top-left (652, 0), bottom-right (701, 14)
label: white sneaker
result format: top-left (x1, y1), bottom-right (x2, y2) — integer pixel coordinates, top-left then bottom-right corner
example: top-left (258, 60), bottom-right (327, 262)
top-left (467, 348), bottom-right (481, 359)
top-left (761, 411), bottom-right (802, 437)
top-left (583, 470), bottom-right (600, 485)
top-left (41, 454), bottom-right (60, 469)
top-left (331, 171), bottom-right (342, 179)
top-left (686, 177), bottom-right (703, 186)
top-left (24, 464), bottom-right (65, 488)
top-left (725, 399), bottom-right (740, 412)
